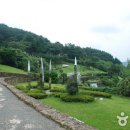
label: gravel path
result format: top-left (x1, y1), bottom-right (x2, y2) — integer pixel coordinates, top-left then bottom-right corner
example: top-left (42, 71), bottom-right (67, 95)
top-left (0, 83), bottom-right (65, 130)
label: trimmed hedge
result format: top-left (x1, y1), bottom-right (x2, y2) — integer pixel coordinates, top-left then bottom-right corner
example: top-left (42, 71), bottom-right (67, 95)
top-left (50, 87), bottom-right (66, 93)
top-left (27, 92), bottom-right (47, 99)
top-left (80, 86), bottom-right (117, 94)
top-left (29, 89), bottom-right (42, 93)
top-left (79, 90), bottom-right (112, 98)
top-left (60, 94), bottom-right (94, 103)
top-left (15, 85), bottom-right (29, 93)
top-left (52, 92), bottom-right (63, 98)
top-left (42, 85), bottom-right (50, 90)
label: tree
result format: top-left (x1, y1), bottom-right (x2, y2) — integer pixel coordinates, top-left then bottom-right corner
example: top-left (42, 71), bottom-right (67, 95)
top-left (108, 64), bottom-right (122, 76)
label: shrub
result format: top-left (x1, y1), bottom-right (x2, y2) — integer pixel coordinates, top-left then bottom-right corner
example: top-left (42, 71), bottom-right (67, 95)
top-left (29, 89), bottom-right (42, 93)
top-left (27, 92), bottom-right (47, 99)
top-left (42, 85), bottom-right (50, 90)
top-left (80, 86), bottom-right (117, 94)
top-left (50, 87), bottom-right (66, 93)
top-left (66, 75), bottom-right (78, 95)
top-left (52, 92), bottom-right (63, 98)
top-left (60, 94), bottom-right (94, 103)
top-left (79, 90), bottom-right (112, 98)
top-left (118, 77), bottom-right (130, 96)
top-left (16, 85), bottom-right (29, 92)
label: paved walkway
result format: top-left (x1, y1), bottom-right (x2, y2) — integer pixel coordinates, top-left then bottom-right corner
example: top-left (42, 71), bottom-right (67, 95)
top-left (0, 83), bottom-right (65, 130)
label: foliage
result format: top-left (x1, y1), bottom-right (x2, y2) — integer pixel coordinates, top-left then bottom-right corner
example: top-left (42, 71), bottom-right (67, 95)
top-left (0, 24), bottom-right (122, 72)
top-left (44, 71), bottom-right (58, 84)
top-left (0, 47), bottom-right (28, 70)
top-left (79, 90), bottom-right (112, 98)
top-left (101, 76), bottom-right (119, 87)
top-left (60, 94), bottom-right (94, 103)
top-left (50, 86), bottom-right (66, 93)
top-left (108, 64), bottom-right (122, 76)
top-left (66, 75), bottom-right (78, 95)
top-left (118, 77), bottom-right (130, 96)
top-left (80, 86), bottom-right (119, 94)
top-left (27, 92), bottom-right (47, 99)
top-left (52, 92), bottom-right (63, 98)
top-left (58, 72), bottom-right (67, 84)
top-left (16, 84), bottom-right (29, 92)
top-left (28, 89), bottom-right (42, 93)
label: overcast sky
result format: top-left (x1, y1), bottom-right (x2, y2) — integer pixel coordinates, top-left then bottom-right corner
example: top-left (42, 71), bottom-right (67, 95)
top-left (0, 0), bottom-right (130, 61)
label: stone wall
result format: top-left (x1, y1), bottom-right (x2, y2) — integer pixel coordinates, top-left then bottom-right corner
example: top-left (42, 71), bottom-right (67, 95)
top-left (0, 72), bottom-right (32, 85)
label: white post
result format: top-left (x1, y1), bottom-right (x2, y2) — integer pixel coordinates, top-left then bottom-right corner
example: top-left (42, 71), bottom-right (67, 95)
top-left (41, 58), bottom-right (44, 83)
top-left (49, 59), bottom-right (52, 88)
top-left (28, 60), bottom-right (30, 72)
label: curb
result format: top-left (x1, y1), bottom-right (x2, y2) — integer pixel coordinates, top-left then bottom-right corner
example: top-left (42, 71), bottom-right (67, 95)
top-left (0, 78), bottom-right (96, 130)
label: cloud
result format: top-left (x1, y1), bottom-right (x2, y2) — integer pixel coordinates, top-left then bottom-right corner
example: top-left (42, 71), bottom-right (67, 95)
top-left (91, 26), bottom-right (120, 34)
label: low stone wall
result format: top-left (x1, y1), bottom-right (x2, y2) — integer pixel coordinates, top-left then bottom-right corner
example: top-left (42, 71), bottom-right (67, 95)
top-left (5, 76), bottom-right (31, 85)
top-left (0, 72), bottom-right (26, 77)
top-left (0, 72), bottom-right (34, 85)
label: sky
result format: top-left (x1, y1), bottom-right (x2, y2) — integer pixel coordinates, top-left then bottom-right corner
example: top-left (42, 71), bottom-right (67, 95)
top-left (0, 0), bottom-right (130, 61)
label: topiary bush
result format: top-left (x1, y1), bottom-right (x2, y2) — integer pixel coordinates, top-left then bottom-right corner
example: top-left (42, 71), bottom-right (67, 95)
top-left (27, 92), bottom-right (47, 99)
top-left (66, 75), bottom-right (78, 95)
top-left (79, 90), bottom-right (112, 98)
top-left (60, 94), bottom-right (94, 103)
top-left (118, 77), bottom-right (130, 96)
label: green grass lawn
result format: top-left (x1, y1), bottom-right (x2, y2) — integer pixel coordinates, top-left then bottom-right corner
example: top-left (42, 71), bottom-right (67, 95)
top-left (0, 64), bottom-right (27, 74)
top-left (41, 96), bottom-right (130, 130)
top-left (16, 81), bottom-right (130, 130)
top-left (57, 63), bottom-right (105, 75)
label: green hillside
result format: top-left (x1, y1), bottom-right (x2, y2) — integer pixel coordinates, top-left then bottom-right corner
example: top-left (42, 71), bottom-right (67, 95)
top-left (0, 24), bottom-right (122, 73)
top-left (0, 64), bottom-right (27, 74)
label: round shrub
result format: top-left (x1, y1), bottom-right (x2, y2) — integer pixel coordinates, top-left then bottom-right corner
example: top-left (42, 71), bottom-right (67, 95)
top-left (60, 94), bottom-right (94, 103)
top-left (27, 92), bottom-right (47, 99)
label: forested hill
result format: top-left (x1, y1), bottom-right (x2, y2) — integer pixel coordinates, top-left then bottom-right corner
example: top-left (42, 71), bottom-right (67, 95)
top-left (0, 24), bottom-right (121, 71)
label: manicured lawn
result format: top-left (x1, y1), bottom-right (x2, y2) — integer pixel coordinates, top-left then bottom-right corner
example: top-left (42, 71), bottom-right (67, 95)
top-left (57, 63), bottom-right (105, 74)
top-left (41, 96), bottom-right (130, 130)
top-left (0, 64), bottom-right (27, 74)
